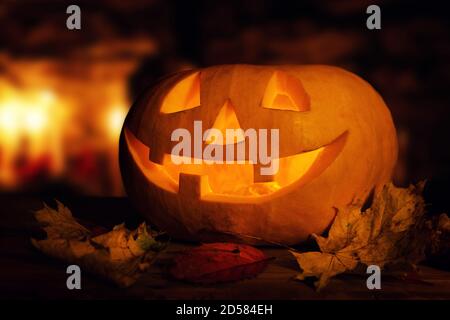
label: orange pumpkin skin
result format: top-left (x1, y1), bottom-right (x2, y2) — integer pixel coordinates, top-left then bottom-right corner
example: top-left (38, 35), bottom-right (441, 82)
top-left (119, 64), bottom-right (398, 245)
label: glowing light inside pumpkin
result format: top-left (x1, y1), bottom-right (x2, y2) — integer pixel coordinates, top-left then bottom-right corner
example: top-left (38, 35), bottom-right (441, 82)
top-left (161, 146), bottom-right (322, 196)
top-left (204, 99), bottom-right (245, 145)
top-left (160, 72), bottom-right (200, 114)
top-left (124, 128), bottom-right (347, 202)
top-left (262, 71), bottom-right (310, 111)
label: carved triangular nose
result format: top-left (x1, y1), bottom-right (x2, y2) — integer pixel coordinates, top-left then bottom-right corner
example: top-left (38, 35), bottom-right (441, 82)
top-left (205, 99), bottom-right (244, 145)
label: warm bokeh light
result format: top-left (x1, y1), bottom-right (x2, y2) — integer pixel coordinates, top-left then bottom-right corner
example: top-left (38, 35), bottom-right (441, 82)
top-left (0, 88), bottom-right (55, 134)
top-left (0, 85), bottom-right (63, 186)
top-left (39, 89), bottom-right (56, 104)
top-left (25, 107), bottom-right (48, 133)
top-left (0, 53), bottom-right (145, 195)
top-left (0, 103), bottom-right (19, 135)
top-left (107, 105), bottom-right (128, 140)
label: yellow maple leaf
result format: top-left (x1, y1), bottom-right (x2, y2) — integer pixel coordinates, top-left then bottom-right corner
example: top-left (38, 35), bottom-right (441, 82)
top-left (291, 182), bottom-right (435, 290)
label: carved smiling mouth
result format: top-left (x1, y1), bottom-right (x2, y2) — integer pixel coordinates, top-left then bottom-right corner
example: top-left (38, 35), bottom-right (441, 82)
top-left (123, 128), bottom-right (347, 202)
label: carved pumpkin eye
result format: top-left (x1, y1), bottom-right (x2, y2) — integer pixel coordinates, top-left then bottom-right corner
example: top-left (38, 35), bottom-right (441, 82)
top-left (160, 72), bottom-right (201, 114)
top-left (262, 71), bottom-right (310, 112)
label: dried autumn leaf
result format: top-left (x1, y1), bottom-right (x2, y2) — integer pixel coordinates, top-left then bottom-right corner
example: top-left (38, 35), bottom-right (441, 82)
top-left (34, 200), bottom-right (90, 240)
top-left (291, 182), bottom-right (432, 291)
top-left (31, 201), bottom-right (164, 287)
top-left (428, 213), bottom-right (450, 268)
top-left (170, 242), bottom-right (271, 284)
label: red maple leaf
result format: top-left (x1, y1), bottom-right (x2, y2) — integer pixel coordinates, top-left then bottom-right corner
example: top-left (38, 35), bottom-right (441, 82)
top-left (170, 242), bottom-right (272, 284)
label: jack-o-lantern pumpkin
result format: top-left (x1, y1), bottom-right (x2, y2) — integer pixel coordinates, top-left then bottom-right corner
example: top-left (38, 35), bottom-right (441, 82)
top-left (119, 64), bottom-right (397, 245)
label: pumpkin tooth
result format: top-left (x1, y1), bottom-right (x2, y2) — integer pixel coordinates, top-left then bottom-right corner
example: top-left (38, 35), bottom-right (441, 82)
top-left (253, 164), bottom-right (276, 183)
top-left (123, 128), bottom-right (178, 193)
top-left (178, 173), bottom-right (212, 198)
top-left (148, 146), bottom-right (166, 164)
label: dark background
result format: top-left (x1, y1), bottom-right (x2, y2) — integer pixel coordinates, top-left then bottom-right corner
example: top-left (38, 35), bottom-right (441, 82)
top-left (0, 0), bottom-right (449, 213)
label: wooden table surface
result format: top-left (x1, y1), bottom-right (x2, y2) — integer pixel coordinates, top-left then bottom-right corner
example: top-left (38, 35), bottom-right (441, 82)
top-left (1, 195), bottom-right (449, 300)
